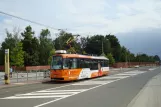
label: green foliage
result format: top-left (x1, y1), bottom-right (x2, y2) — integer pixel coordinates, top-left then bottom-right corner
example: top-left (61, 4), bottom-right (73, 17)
top-left (54, 30), bottom-right (68, 50)
top-left (48, 49), bottom-right (55, 64)
top-left (85, 35), bottom-right (110, 55)
top-left (39, 29), bottom-right (54, 65)
top-left (120, 46), bottom-right (127, 62)
top-left (54, 30), bottom-right (81, 53)
top-left (21, 26), bottom-right (40, 66)
top-left (10, 42), bottom-right (24, 67)
top-left (0, 26), bottom-right (160, 66)
top-left (135, 54), bottom-right (156, 62)
top-left (106, 34), bottom-right (121, 62)
top-left (106, 53), bottom-right (115, 66)
top-left (0, 48), bottom-right (3, 65)
top-left (154, 55), bottom-right (160, 61)
top-left (0, 29), bottom-right (21, 65)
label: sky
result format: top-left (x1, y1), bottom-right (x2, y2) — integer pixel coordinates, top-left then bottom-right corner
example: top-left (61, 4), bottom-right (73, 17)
top-left (0, 0), bottom-right (161, 57)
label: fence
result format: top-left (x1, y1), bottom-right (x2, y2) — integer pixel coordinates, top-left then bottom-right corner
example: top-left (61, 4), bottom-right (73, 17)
top-left (112, 62), bottom-right (159, 68)
top-left (0, 70), bottom-right (50, 85)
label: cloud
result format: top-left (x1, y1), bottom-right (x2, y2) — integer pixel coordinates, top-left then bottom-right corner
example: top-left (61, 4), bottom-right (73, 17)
top-left (3, 19), bottom-right (13, 25)
top-left (117, 28), bottom-right (161, 58)
top-left (0, 0), bottom-right (161, 38)
top-left (0, 0), bottom-right (161, 57)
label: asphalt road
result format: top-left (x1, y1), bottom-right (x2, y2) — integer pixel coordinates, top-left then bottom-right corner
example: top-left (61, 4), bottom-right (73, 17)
top-left (0, 66), bottom-right (160, 107)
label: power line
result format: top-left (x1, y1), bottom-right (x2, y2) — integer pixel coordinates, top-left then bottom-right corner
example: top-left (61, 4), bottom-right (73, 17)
top-left (0, 10), bottom-right (144, 35)
top-left (0, 10), bottom-right (61, 31)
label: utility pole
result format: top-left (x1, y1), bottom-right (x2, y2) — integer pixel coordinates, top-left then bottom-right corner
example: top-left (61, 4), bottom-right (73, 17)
top-left (102, 40), bottom-right (104, 55)
top-left (126, 52), bottom-right (128, 67)
top-left (101, 38), bottom-right (105, 56)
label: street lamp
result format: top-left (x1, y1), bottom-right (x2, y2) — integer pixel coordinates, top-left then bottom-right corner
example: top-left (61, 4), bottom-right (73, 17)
top-left (101, 38), bottom-right (108, 56)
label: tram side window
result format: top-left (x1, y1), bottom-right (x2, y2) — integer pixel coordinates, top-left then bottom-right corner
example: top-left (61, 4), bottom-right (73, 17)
top-left (84, 59), bottom-right (90, 68)
top-left (78, 59), bottom-right (84, 68)
top-left (63, 58), bottom-right (77, 69)
top-left (90, 59), bottom-right (98, 70)
top-left (104, 60), bottom-right (109, 67)
top-left (72, 58), bottom-right (77, 68)
top-left (78, 58), bottom-right (90, 68)
top-left (100, 60), bottom-right (104, 67)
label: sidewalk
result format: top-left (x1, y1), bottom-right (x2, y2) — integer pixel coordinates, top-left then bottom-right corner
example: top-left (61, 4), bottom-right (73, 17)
top-left (0, 78), bottom-right (50, 89)
top-left (127, 72), bottom-right (161, 107)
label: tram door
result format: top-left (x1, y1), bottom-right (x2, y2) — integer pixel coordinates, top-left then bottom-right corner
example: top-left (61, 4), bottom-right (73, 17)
top-left (98, 62), bottom-right (102, 76)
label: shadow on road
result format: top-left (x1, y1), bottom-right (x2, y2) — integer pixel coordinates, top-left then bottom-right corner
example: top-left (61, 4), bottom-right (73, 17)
top-left (41, 75), bottom-right (108, 85)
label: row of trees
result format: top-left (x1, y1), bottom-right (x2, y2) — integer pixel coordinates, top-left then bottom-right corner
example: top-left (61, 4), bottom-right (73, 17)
top-left (0, 26), bottom-right (160, 67)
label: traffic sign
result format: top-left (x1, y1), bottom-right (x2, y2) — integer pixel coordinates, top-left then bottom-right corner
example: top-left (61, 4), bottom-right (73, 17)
top-left (5, 49), bottom-right (9, 54)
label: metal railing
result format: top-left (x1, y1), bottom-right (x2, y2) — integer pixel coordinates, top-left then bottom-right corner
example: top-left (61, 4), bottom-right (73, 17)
top-left (0, 70), bottom-right (50, 84)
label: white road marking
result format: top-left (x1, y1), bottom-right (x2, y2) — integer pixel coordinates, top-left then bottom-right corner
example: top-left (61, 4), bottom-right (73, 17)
top-left (107, 75), bottom-right (130, 79)
top-left (34, 84), bottom-right (108, 107)
top-left (15, 92), bottom-right (78, 96)
top-left (125, 71), bottom-right (145, 74)
top-left (115, 73), bottom-right (137, 76)
top-left (149, 68), bottom-right (157, 71)
top-left (0, 70), bottom-right (148, 107)
top-left (34, 70), bottom-right (148, 107)
top-left (72, 80), bottom-right (113, 85)
top-left (37, 89), bottom-right (86, 93)
top-left (3, 95), bottom-right (69, 99)
top-left (2, 89), bottom-right (86, 99)
top-left (99, 76), bottom-right (122, 79)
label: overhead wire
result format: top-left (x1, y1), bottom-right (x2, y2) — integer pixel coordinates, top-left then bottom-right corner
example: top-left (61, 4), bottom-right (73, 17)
top-left (0, 10), bottom-right (62, 31)
top-left (0, 10), bottom-right (144, 35)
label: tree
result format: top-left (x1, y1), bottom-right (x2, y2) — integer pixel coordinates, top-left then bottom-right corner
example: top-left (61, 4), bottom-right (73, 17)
top-left (106, 53), bottom-right (115, 66)
top-left (135, 53), bottom-right (157, 62)
top-left (0, 48), bottom-right (3, 65)
top-left (54, 30), bottom-right (66, 50)
top-left (77, 37), bottom-right (88, 54)
top-left (1, 28), bottom-right (21, 65)
top-left (85, 35), bottom-right (110, 56)
top-left (21, 26), bottom-right (40, 66)
top-left (53, 30), bottom-right (81, 54)
top-left (39, 29), bottom-right (55, 65)
top-left (154, 55), bottom-right (160, 62)
top-left (128, 53), bottom-right (136, 62)
top-left (48, 49), bottom-right (55, 64)
top-left (120, 46), bottom-right (127, 62)
top-left (106, 34), bottom-right (121, 62)
top-left (10, 42), bottom-right (24, 67)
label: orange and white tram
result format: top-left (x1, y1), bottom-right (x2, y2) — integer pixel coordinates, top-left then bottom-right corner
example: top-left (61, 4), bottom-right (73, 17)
top-left (50, 50), bottom-right (109, 81)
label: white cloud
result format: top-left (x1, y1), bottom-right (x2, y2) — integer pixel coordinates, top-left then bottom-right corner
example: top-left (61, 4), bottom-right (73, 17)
top-left (3, 19), bottom-right (13, 25)
top-left (0, 0), bottom-right (161, 42)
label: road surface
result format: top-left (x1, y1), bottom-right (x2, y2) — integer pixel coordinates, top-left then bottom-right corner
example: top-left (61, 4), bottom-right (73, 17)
top-left (0, 66), bottom-right (160, 107)
top-left (0, 68), bottom-right (132, 84)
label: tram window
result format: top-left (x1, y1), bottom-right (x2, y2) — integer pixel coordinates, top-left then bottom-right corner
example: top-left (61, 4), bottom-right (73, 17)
top-left (77, 58), bottom-right (81, 68)
top-left (79, 59), bottom-right (84, 68)
top-left (84, 59), bottom-right (89, 68)
top-left (63, 58), bottom-right (77, 69)
top-left (100, 60), bottom-right (104, 67)
top-left (89, 59), bottom-right (93, 69)
top-left (78, 58), bottom-right (90, 68)
top-left (72, 58), bottom-right (77, 68)
top-left (104, 60), bottom-right (109, 67)
top-left (90, 59), bottom-right (98, 70)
